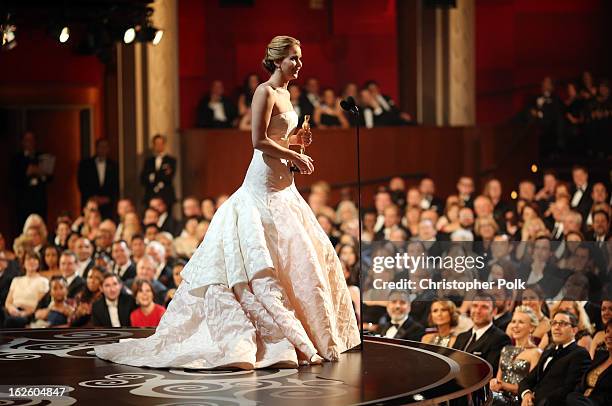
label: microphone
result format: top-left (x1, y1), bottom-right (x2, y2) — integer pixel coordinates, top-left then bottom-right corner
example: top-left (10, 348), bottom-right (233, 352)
top-left (340, 96), bottom-right (359, 115)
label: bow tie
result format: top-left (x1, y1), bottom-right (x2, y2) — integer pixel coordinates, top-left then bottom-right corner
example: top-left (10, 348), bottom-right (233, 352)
top-left (391, 323), bottom-right (401, 329)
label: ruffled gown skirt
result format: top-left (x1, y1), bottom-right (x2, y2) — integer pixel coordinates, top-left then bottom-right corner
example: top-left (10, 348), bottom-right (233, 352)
top-left (94, 148), bottom-right (361, 369)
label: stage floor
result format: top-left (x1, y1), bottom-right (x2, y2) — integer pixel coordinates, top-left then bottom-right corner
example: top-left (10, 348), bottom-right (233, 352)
top-left (0, 328), bottom-right (491, 405)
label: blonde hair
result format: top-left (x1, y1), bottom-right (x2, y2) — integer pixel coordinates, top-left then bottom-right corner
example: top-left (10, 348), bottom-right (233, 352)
top-left (513, 305), bottom-right (539, 328)
top-left (262, 36), bottom-right (301, 74)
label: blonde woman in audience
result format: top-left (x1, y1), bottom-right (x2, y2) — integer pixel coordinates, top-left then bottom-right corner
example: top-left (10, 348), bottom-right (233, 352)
top-left (117, 212), bottom-right (142, 243)
top-left (81, 209), bottom-right (102, 240)
top-left (336, 200), bottom-right (358, 226)
top-left (422, 299), bottom-right (459, 348)
top-left (174, 217), bottom-right (200, 258)
top-left (314, 88), bottom-right (349, 129)
top-left (550, 300), bottom-right (594, 350)
top-left (516, 285), bottom-right (551, 349)
top-left (12, 234), bottom-right (34, 265)
top-left (490, 306), bottom-right (542, 405)
top-left (4, 251), bottom-right (49, 327)
top-left (22, 214), bottom-right (49, 243)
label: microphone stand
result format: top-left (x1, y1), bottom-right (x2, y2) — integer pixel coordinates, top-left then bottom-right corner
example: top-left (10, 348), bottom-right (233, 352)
top-left (342, 100), bottom-right (363, 351)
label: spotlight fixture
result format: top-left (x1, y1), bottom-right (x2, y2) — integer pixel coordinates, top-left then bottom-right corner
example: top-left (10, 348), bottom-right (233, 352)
top-left (123, 27), bottom-right (136, 44)
top-left (59, 26), bottom-right (70, 43)
top-left (138, 21), bottom-right (163, 45)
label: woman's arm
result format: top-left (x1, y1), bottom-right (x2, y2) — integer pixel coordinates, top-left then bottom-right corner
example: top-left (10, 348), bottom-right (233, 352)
top-left (313, 105), bottom-right (325, 128)
top-left (238, 94), bottom-right (248, 117)
top-left (251, 85), bottom-right (313, 174)
top-left (335, 100), bottom-right (350, 128)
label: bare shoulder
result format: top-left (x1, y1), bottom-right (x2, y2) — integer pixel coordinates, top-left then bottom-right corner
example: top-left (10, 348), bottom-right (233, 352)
top-left (421, 333), bottom-right (435, 343)
top-left (255, 83), bottom-right (275, 97)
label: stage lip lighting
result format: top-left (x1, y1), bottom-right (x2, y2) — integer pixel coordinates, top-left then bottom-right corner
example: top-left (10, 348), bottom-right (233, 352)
top-left (152, 29), bottom-right (163, 45)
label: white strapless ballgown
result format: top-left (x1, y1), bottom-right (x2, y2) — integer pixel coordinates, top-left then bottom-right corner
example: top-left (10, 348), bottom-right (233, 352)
top-left (94, 111), bottom-right (361, 369)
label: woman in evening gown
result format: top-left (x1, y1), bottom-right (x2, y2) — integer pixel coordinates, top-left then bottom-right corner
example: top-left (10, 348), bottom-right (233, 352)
top-left (94, 35), bottom-right (361, 369)
top-left (490, 306), bottom-right (542, 405)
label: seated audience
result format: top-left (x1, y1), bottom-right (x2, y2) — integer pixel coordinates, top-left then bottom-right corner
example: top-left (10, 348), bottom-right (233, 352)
top-left (519, 310), bottom-right (591, 406)
top-left (590, 300), bottom-right (612, 359)
top-left (91, 272), bottom-right (136, 327)
top-left (452, 292), bottom-right (511, 374)
top-left (130, 279), bottom-right (166, 327)
top-left (421, 298), bottom-right (459, 347)
top-left (31, 276), bottom-right (75, 328)
top-left (68, 266), bottom-right (104, 327)
top-left (3, 251), bottom-right (49, 328)
top-left (490, 306), bottom-right (542, 405)
top-left (377, 290), bottom-right (425, 341)
top-left (313, 88), bottom-right (349, 129)
top-left (196, 80), bottom-right (237, 128)
top-left (566, 319), bottom-right (612, 406)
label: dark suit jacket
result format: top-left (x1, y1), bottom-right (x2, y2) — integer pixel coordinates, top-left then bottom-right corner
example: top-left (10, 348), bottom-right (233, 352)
top-left (518, 342), bottom-right (591, 406)
top-left (0, 263), bottom-right (21, 307)
top-left (518, 262), bottom-right (567, 298)
top-left (378, 316), bottom-right (425, 341)
top-left (569, 352), bottom-right (612, 406)
top-left (298, 92), bottom-right (318, 121)
top-left (493, 311), bottom-right (513, 332)
top-left (570, 184), bottom-right (593, 221)
top-left (453, 324), bottom-right (511, 374)
top-left (196, 96), bottom-right (237, 128)
top-left (113, 263), bottom-right (136, 282)
top-left (140, 155), bottom-right (177, 207)
top-left (91, 292), bottom-right (136, 327)
top-left (159, 213), bottom-right (180, 236)
top-left (77, 157), bottom-right (119, 219)
top-left (67, 276), bottom-right (86, 299)
top-left (11, 151), bottom-right (51, 223)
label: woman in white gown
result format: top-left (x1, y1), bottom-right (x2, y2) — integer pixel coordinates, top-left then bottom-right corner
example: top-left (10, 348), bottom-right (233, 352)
top-left (94, 35), bottom-right (361, 369)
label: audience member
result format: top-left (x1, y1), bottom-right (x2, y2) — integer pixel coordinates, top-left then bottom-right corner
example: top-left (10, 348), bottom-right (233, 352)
top-left (129, 279), bottom-right (166, 327)
top-left (77, 138), bottom-right (119, 220)
top-left (140, 134), bottom-right (177, 210)
top-left (91, 272), bottom-right (136, 327)
top-left (519, 310), bottom-right (591, 406)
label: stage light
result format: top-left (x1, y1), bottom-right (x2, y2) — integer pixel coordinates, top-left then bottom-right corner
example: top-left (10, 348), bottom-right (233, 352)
top-left (1, 24), bottom-right (17, 50)
top-left (123, 27), bottom-right (136, 44)
top-left (59, 26), bottom-right (70, 43)
top-left (511, 191), bottom-right (518, 200)
top-left (530, 164), bottom-right (538, 173)
top-left (138, 22), bottom-right (163, 45)
top-left (152, 29), bottom-right (163, 45)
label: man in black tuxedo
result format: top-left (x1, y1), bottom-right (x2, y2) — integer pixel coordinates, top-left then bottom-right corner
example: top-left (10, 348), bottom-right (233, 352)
top-left (519, 311), bottom-right (591, 406)
top-left (111, 241), bottom-right (136, 282)
top-left (419, 177), bottom-right (444, 215)
top-left (92, 273), bottom-right (136, 327)
top-left (77, 138), bottom-right (119, 220)
top-left (374, 205), bottom-right (410, 241)
top-left (11, 131), bottom-right (51, 227)
top-left (570, 165), bottom-right (593, 221)
top-left (37, 250), bottom-right (86, 309)
top-left (452, 292), bottom-right (511, 374)
top-left (377, 291), bottom-right (425, 341)
top-left (149, 197), bottom-right (180, 236)
top-left (196, 80), bottom-right (237, 128)
top-left (518, 237), bottom-right (567, 298)
top-left (140, 134), bottom-right (177, 210)
top-left (364, 80), bottom-right (413, 125)
top-left (457, 176), bottom-right (475, 209)
top-left (298, 77), bottom-right (320, 121)
top-left (59, 251), bottom-right (85, 299)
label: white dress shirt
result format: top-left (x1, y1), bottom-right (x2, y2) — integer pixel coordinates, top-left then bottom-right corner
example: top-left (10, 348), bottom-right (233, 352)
top-left (385, 315), bottom-right (408, 338)
top-left (105, 298), bottom-right (121, 327)
top-left (571, 183), bottom-right (587, 207)
top-left (95, 158), bottom-right (106, 186)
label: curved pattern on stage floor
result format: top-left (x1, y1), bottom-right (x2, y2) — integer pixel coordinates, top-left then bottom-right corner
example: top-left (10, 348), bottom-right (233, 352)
top-left (0, 328), bottom-right (492, 405)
